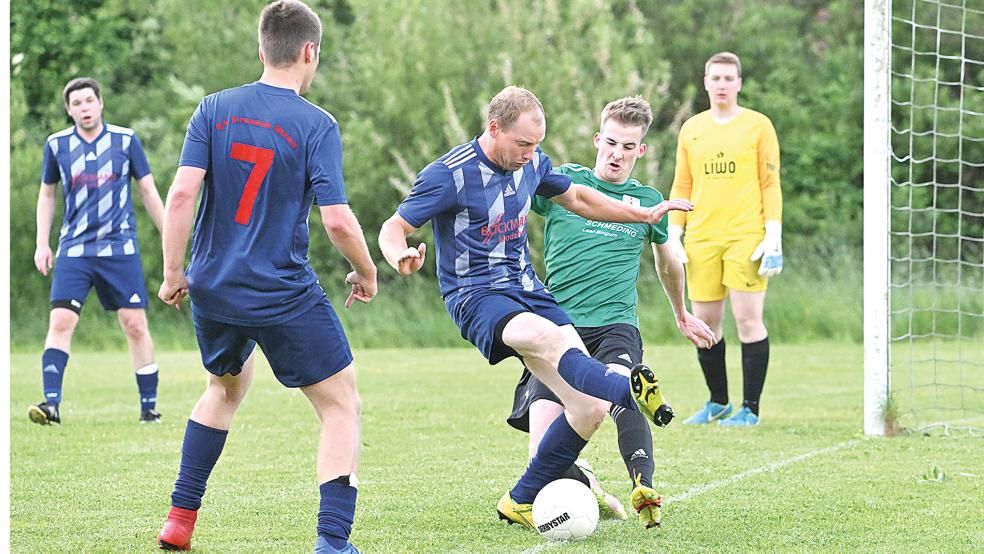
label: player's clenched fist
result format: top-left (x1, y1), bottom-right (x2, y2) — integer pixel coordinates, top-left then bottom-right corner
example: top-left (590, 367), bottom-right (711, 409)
top-left (396, 243), bottom-right (427, 276)
top-left (344, 270), bottom-right (377, 308)
top-left (34, 245), bottom-right (53, 276)
top-left (158, 270), bottom-right (189, 309)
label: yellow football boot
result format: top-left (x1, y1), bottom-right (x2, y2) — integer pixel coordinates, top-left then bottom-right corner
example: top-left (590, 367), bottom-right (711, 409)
top-left (496, 492), bottom-right (535, 529)
top-left (629, 474), bottom-right (662, 529)
top-left (630, 364), bottom-right (675, 427)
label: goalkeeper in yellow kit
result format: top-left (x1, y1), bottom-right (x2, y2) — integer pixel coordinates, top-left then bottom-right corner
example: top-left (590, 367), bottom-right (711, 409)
top-left (668, 52), bottom-right (783, 426)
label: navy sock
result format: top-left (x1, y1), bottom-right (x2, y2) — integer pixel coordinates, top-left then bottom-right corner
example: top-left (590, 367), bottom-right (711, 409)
top-left (511, 414), bottom-right (588, 504)
top-left (171, 420), bottom-right (228, 510)
top-left (610, 404), bottom-right (655, 488)
top-left (41, 348), bottom-right (69, 405)
top-left (135, 363), bottom-right (159, 411)
top-left (697, 339), bottom-right (728, 405)
top-left (742, 337), bottom-right (770, 415)
top-left (318, 476), bottom-right (357, 548)
top-left (556, 349), bottom-right (634, 410)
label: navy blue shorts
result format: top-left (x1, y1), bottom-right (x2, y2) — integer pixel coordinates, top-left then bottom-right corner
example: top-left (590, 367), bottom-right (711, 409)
top-left (507, 323), bottom-right (644, 431)
top-left (50, 254), bottom-right (149, 312)
top-left (448, 287), bottom-right (573, 365)
top-left (192, 296), bottom-right (353, 388)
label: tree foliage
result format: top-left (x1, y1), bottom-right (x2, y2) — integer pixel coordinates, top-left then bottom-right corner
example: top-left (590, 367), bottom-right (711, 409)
top-left (9, 0), bottom-right (866, 345)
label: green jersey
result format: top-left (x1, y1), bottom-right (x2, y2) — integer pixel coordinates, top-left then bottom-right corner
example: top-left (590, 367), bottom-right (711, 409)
top-left (532, 163), bottom-right (668, 328)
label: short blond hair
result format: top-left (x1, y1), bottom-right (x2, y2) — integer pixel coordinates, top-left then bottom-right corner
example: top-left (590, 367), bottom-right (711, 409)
top-left (600, 96), bottom-right (653, 138)
top-left (487, 86), bottom-right (544, 131)
top-left (704, 52), bottom-right (742, 77)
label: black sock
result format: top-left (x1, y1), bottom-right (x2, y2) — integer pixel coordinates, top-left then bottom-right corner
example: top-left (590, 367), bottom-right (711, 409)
top-left (741, 337), bottom-right (770, 415)
top-left (697, 338), bottom-right (728, 405)
top-left (610, 404), bottom-right (654, 488)
top-left (558, 464), bottom-right (590, 487)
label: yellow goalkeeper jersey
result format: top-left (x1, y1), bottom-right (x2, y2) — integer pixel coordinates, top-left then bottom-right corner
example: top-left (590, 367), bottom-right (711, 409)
top-left (669, 108), bottom-right (782, 240)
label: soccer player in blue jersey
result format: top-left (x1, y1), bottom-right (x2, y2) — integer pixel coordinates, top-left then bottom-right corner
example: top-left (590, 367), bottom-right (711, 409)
top-left (379, 86), bottom-right (695, 528)
top-left (505, 96), bottom-right (715, 529)
top-left (154, 2), bottom-right (375, 553)
top-left (31, 76), bottom-right (166, 426)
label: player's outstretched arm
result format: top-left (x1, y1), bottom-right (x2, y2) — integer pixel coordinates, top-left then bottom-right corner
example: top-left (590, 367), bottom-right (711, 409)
top-left (552, 184), bottom-right (693, 225)
top-left (319, 204), bottom-right (377, 308)
top-left (135, 174), bottom-right (166, 234)
top-left (379, 213), bottom-right (426, 276)
top-left (159, 166), bottom-right (205, 309)
top-left (652, 242), bottom-right (715, 349)
top-left (34, 183), bottom-right (57, 276)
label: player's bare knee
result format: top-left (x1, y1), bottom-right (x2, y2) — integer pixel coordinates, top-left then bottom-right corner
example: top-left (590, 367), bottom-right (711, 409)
top-left (315, 391), bottom-right (360, 425)
top-left (503, 324), bottom-right (550, 355)
top-left (521, 323), bottom-right (567, 360)
top-left (567, 399), bottom-right (608, 433)
top-left (221, 388), bottom-right (248, 407)
top-left (207, 377), bottom-right (249, 406)
top-left (325, 385), bottom-right (360, 416)
top-left (119, 314), bottom-right (150, 341)
top-left (735, 318), bottom-right (766, 342)
top-left (586, 400), bottom-right (608, 429)
top-left (48, 310), bottom-right (79, 336)
top-left (305, 367), bottom-right (359, 420)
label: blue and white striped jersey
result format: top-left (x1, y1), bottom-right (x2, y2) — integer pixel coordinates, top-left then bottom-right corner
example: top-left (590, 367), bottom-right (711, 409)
top-left (398, 138), bottom-right (571, 307)
top-left (41, 124), bottom-right (152, 258)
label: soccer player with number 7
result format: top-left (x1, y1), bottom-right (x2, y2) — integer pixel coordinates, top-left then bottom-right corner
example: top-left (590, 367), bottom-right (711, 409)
top-left (668, 52), bottom-right (784, 427)
top-left (155, 1), bottom-right (374, 552)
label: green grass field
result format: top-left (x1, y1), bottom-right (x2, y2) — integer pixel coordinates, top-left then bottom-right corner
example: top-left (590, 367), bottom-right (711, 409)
top-left (9, 343), bottom-right (983, 553)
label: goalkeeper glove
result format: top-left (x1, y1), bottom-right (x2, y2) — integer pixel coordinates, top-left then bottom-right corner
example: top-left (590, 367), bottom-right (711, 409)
top-left (667, 224), bottom-right (688, 264)
top-left (750, 220), bottom-right (783, 277)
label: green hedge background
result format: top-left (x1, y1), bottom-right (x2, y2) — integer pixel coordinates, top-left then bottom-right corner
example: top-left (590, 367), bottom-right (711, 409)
top-left (10, 0), bottom-right (872, 350)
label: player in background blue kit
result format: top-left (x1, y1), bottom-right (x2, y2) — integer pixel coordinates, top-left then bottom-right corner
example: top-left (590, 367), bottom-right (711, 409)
top-left (379, 86), bottom-right (694, 529)
top-left (155, 2), bottom-right (375, 553)
top-left (31, 77), bottom-right (166, 426)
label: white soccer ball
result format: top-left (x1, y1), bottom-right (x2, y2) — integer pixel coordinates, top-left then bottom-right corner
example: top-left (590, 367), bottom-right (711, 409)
top-left (532, 478), bottom-right (599, 541)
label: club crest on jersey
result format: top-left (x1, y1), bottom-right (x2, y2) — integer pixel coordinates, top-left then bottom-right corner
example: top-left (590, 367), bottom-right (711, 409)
top-left (622, 195), bottom-right (640, 206)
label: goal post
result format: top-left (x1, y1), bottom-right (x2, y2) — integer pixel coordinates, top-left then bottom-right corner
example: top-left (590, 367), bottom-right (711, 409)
top-left (867, 0), bottom-right (984, 436)
top-left (865, 0), bottom-right (892, 437)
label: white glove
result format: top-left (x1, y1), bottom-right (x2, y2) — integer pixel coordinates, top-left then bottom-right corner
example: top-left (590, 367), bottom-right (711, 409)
top-left (667, 224), bottom-right (688, 264)
top-left (751, 220), bottom-right (783, 277)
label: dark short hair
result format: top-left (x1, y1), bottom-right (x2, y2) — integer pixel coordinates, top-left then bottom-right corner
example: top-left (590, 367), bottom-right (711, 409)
top-left (487, 86), bottom-right (544, 131)
top-left (600, 96), bottom-right (653, 138)
top-left (258, 0), bottom-right (322, 68)
top-left (63, 77), bottom-right (102, 106)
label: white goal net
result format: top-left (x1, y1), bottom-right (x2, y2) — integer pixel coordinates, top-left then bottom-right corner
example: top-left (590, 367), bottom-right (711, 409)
top-left (866, 0), bottom-right (984, 436)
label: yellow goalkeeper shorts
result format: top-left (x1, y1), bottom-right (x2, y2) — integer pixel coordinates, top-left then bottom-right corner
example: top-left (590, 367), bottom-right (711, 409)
top-left (684, 236), bottom-right (768, 302)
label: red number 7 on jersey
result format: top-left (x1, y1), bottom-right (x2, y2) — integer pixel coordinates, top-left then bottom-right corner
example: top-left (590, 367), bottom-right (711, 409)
top-left (230, 143), bottom-right (275, 225)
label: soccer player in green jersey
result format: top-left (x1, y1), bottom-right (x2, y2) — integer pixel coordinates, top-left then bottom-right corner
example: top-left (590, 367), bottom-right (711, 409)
top-left (507, 96), bottom-right (715, 528)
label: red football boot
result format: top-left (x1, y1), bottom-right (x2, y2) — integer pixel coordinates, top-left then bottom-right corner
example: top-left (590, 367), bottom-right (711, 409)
top-left (158, 506), bottom-right (198, 551)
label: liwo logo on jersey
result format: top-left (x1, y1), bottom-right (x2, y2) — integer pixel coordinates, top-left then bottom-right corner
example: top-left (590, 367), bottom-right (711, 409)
top-left (704, 151), bottom-right (736, 176)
